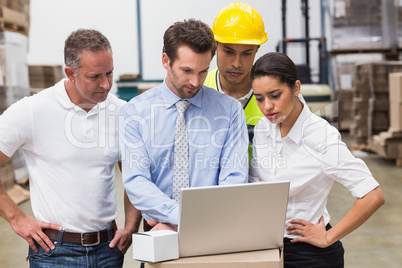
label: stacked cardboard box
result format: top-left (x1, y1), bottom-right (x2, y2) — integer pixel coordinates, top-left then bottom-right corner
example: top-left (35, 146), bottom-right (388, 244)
top-left (397, 1), bottom-right (402, 47)
top-left (370, 72), bottom-right (402, 165)
top-left (0, 0), bottom-right (30, 35)
top-left (334, 89), bottom-right (353, 131)
top-left (0, 0), bottom-right (29, 14)
top-left (28, 65), bottom-right (64, 93)
top-left (350, 61), bottom-right (402, 145)
top-left (332, 0), bottom-right (396, 49)
top-left (389, 74), bottom-right (402, 133)
top-left (371, 131), bottom-right (402, 163)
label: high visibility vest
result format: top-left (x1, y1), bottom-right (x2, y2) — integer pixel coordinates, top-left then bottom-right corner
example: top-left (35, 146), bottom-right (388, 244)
top-left (204, 68), bottom-right (264, 161)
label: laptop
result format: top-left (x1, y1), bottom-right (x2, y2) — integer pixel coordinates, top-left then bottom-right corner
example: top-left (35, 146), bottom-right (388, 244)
top-left (178, 181), bottom-right (290, 257)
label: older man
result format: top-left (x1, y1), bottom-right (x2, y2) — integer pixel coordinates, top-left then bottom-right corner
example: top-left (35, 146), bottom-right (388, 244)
top-left (0, 29), bottom-right (141, 267)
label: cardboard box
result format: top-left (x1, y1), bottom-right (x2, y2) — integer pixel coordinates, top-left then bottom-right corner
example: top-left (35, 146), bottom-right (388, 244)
top-left (370, 133), bottom-right (402, 159)
top-left (0, 6), bottom-right (27, 29)
top-left (28, 65), bottom-right (64, 89)
top-left (146, 248), bottom-right (283, 268)
top-left (378, 129), bottom-right (402, 139)
top-left (133, 230), bottom-right (179, 263)
top-left (389, 102), bottom-right (402, 132)
top-left (389, 72), bottom-right (402, 102)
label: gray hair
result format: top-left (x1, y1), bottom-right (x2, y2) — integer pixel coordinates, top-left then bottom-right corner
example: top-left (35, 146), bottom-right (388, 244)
top-left (64, 29), bottom-right (112, 73)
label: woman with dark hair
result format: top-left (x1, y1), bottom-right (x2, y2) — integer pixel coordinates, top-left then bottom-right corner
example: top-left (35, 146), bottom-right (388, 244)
top-left (249, 52), bottom-right (384, 267)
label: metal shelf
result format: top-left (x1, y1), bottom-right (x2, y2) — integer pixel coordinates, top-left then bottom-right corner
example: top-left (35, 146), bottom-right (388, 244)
top-left (329, 47), bottom-right (402, 60)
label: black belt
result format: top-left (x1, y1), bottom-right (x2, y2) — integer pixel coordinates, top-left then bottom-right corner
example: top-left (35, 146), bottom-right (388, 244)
top-left (43, 220), bottom-right (117, 246)
top-left (284, 223), bottom-right (332, 243)
top-left (143, 219), bottom-right (152, 232)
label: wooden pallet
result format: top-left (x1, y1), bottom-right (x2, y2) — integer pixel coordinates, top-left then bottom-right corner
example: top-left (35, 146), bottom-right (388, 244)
top-left (0, 6), bottom-right (28, 35)
top-left (369, 138), bottom-right (402, 167)
top-left (0, 20), bottom-right (28, 35)
top-left (381, 158), bottom-right (402, 167)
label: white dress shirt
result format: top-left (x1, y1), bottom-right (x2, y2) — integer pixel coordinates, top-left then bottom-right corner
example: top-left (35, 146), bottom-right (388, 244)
top-left (249, 103), bottom-right (379, 238)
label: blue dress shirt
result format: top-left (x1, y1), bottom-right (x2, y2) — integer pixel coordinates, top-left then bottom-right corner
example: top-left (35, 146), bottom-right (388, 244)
top-left (120, 82), bottom-right (249, 225)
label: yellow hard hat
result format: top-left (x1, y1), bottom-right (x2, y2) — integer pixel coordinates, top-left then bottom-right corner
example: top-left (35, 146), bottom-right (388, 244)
top-left (212, 2), bottom-right (268, 45)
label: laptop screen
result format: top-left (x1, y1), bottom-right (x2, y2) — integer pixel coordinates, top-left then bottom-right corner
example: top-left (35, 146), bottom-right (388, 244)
top-left (178, 181), bottom-right (289, 257)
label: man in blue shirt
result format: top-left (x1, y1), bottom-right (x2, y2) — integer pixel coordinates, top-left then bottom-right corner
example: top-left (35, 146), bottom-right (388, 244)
top-left (119, 19), bottom-right (248, 231)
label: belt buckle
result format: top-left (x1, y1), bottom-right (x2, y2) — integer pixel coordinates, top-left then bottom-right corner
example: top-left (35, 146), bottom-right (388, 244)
top-left (81, 231), bottom-right (100, 246)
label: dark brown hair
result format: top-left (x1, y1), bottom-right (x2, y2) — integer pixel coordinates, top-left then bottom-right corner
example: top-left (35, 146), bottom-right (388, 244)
top-left (251, 52), bottom-right (299, 89)
top-left (163, 19), bottom-right (216, 65)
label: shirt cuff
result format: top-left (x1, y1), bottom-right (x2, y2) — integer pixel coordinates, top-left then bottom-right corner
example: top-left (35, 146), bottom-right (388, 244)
top-left (351, 178), bottom-right (380, 198)
top-left (168, 204), bottom-right (180, 225)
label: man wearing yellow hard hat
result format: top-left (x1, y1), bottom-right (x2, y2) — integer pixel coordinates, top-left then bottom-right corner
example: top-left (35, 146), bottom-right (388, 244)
top-left (204, 2), bottom-right (267, 159)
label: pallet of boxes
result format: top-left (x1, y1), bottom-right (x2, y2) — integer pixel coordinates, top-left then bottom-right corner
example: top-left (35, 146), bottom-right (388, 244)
top-left (370, 73), bottom-right (402, 166)
top-left (350, 61), bottom-right (402, 151)
top-left (0, 0), bottom-right (29, 35)
top-left (29, 64), bottom-right (65, 94)
top-left (0, 0), bottom-right (31, 204)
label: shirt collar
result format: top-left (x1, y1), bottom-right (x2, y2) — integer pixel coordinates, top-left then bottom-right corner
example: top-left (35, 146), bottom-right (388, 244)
top-left (55, 79), bottom-right (74, 109)
top-left (286, 102), bottom-right (311, 144)
top-left (55, 79), bottom-right (104, 114)
top-left (216, 70), bottom-right (223, 93)
top-left (160, 80), bottom-right (203, 109)
top-left (267, 120), bottom-right (282, 141)
top-left (265, 101), bottom-right (311, 144)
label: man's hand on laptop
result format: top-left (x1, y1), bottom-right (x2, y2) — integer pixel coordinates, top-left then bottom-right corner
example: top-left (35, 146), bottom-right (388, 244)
top-left (147, 220), bottom-right (178, 232)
